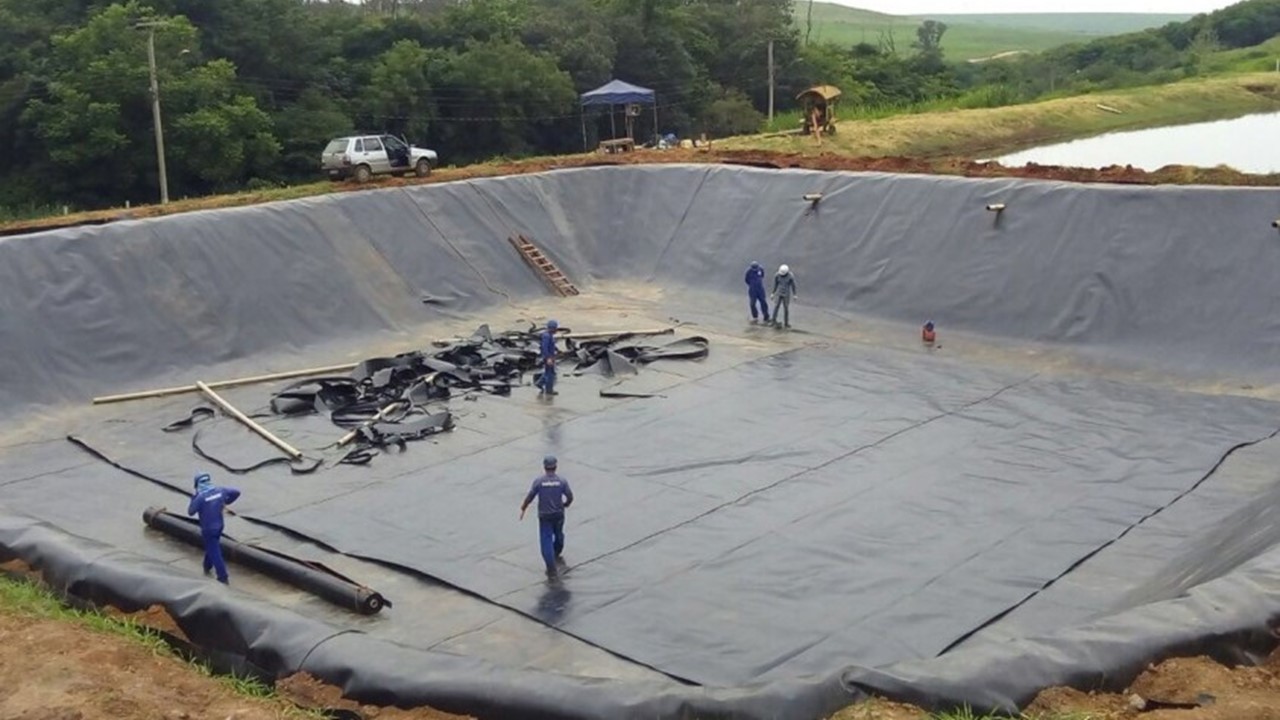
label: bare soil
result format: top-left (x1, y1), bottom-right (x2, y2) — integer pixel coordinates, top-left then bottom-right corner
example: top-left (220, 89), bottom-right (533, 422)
top-left (276, 674), bottom-right (465, 719)
top-left (833, 650), bottom-right (1280, 719)
top-left (4, 581), bottom-right (1277, 720)
top-left (5, 146), bottom-right (1279, 238)
top-left (0, 596), bottom-right (467, 720)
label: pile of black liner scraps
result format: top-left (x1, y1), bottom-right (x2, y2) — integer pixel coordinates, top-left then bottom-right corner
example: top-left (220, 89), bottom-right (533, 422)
top-left (162, 324), bottom-right (709, 472)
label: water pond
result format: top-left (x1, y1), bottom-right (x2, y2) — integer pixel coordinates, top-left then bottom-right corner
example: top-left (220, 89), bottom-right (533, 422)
top-left (994, 111), bottom-right (1280, 174)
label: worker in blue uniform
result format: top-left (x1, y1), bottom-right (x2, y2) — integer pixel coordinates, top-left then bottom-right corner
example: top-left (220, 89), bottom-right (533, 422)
top-left (745, 261), bottom-right (770, 323)
top-left (534, 319), bottom-right (559, 396)
top-left (186, 472), bottom-right (241, 584)
top-left (520, 455), bottom-right (574, 578)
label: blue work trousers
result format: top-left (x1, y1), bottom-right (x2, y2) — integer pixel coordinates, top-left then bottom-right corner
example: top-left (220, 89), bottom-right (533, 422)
top-left (538, 512), bottom-right (565, 572)
top-left (201, 530), bottom-right (229, 583)
top-left (536, 363), bottom-right (557, 393)
top-left (748, 288), bottom-right (770, 320)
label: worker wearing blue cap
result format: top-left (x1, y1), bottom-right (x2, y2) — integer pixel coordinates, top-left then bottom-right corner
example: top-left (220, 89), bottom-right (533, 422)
top-left (186, 472), bottom-right (241, 584)
top-left (520, 455), bottom-right (574, 577)
top-left (745, 261), bottom-right (769, 323)
top-left (534, 319), bottom-right (559, 396)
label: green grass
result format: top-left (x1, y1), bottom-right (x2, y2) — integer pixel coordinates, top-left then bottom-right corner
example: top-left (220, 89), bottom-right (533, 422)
top-left (794, 2), bottom-right (1182, 60)
top-left (1202, 35), bottom-right (1280, 74)
top-left (728, 73), bottom-right (1280, 160)
top-left (926, 13), bottom-right (1190, 36)
top-left (0, 572), bottom-right (173, 654)
top-left (0, 574), bottom-right (325, 719)
top-left (0, 203), bottom-right (73, 224)
top-left (762, 84), bottom-right (1037, 134)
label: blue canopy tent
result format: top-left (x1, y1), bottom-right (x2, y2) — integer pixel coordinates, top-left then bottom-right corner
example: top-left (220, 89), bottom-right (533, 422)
top-left (579, 79), bottom-right (657, 151)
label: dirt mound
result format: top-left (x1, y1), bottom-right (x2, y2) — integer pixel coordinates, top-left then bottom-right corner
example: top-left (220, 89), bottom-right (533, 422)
top-left (1025, 650), bottom-right (1280, 720)
top-left (6, 147), bottom-right (1280, 239)
top-left (0, 558), bottom-right (42, 581)
top-left (0, 591), bottom-right (464, 720)
top-left (103, 604), bottom-right (188, 642)
top-left (278, 673), bottom-right (470, 719)
top-left (832, 651), bottom-right (1280, 719)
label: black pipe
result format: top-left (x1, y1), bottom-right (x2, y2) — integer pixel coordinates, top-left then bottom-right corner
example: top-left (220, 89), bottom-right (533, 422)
top-left (143, 507), bottom-right (389, 615)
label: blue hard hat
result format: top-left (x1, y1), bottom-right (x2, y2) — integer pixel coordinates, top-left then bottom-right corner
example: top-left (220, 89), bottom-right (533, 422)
top-left (750, 260), bottom-right (760, 268)
top-left (547, 319), bottom-right (559, 330)
top-left (193, 473), bottom-right (212, 489)
top-left (543, 455), bottom-right (557, 468)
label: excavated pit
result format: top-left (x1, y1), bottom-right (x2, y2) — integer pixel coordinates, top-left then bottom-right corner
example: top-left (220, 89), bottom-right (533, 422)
top-left (3, 165), bottom-right (1280, 719)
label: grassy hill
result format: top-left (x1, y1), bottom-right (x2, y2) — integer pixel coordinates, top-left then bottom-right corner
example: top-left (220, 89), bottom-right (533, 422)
top-left (926, 13), bottom-right (1191, 36)
top-left (723, 73), bottom-right (1280, 160)
top-left (796, 2), bottom-right (1192, 60)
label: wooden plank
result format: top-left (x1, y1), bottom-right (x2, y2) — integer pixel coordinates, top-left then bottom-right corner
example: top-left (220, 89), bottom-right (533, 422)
top-left (93, 362), bottom-right (359, 405)
top-left (197, 381), bottom-right (303, 460)
top-left (564, 327), bottom-right (672, 340)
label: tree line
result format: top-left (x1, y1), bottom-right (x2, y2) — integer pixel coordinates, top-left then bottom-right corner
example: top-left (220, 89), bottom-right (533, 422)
top-left (0, 0), bottom-right (812, 211)
top-left (963, 0), bottom-right (1280, 105)
top-left (2, 0), bottom-right (1278, 213)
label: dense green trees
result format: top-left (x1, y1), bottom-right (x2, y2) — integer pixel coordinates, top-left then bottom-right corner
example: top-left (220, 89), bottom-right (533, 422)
top-left (0, 0), bottom-right (833, 211)
top-left (8, 2), bottom-right (276, 207)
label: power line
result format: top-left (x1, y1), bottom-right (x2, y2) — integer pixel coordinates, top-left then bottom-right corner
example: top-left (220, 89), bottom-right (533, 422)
top-left (0, 70), bottom-right (733, 125)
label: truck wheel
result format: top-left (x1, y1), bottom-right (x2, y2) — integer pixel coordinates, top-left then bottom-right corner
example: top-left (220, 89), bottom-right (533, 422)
top-left (415, 158), bottom-right (432, 177)
top-left (354, 164), bottom-right (372, 183)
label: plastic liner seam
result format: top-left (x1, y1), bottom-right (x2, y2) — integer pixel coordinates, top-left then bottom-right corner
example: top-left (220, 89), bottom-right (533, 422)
top-left (647, 166), bottom-right (713, 282)
top-left (565, 373), bottom-right (1039, 576)
top-left (401, 188), bottom-right (514, 306)
top-left (937, 422), bottom-right (1280, 657)
top-left (296, 628), bottom-right (363, 674)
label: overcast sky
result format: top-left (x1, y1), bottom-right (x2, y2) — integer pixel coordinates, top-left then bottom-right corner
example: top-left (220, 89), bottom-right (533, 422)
top-left (827, 0), bottom-right (1236, 13)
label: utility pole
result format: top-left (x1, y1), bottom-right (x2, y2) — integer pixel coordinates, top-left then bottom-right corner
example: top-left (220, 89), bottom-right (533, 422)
top-left (805, 0), bottom-right (814, 46)
top-left (137, 21), bottom-right (170, 204)
top-left (767, 39), bottom-right (775, 123)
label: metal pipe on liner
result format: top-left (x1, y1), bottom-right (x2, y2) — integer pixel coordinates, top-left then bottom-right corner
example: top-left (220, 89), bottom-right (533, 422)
top-left (143, 507), bottom-right (389, 615)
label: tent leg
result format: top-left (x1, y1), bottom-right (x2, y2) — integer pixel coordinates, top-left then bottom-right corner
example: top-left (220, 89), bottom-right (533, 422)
top-left (652, 103), bottom-right (659, 146)
top-left (581, 110), bottom-right (588, 152)
top-left (610, 105), bottom-right (616, 140)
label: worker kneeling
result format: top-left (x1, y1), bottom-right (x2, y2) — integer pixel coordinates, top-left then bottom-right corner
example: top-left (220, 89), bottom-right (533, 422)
top-left (520, 455), bottom-right (574, 578)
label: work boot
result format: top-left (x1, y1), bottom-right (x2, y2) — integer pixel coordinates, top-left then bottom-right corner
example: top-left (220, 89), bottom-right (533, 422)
top-left (545, 566), bottom-right (558, 579)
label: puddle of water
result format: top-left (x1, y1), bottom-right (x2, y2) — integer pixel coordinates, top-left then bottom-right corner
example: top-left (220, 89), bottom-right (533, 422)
top-left (994, 111), bottom-right (1280, 174)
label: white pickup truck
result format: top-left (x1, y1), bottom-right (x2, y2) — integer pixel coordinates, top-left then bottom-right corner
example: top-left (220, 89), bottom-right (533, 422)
top-left (321, 134), bottom-right (439, 182)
